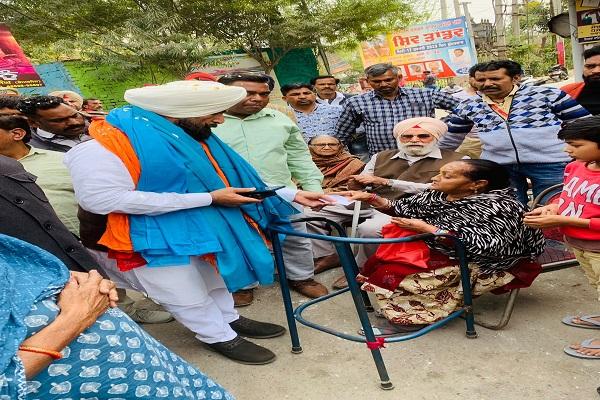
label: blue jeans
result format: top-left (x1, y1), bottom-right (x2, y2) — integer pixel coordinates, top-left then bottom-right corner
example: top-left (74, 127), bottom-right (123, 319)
top-left (503, 162), bottom-right (567, 205)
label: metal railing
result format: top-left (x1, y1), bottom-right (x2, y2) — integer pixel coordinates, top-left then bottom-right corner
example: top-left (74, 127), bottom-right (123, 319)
top-left (268, 217), bottom-right (477, 390)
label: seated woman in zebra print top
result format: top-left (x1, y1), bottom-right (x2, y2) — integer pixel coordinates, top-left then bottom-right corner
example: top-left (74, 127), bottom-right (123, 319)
top-left (340, 159), bottom-right (545, 333)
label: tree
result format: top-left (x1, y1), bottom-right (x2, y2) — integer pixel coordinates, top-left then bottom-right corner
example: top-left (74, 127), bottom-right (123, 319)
top-left (505, 0), bottom-right (569, 76)
top-left (1, 0), bottom-right (418, 75)
top-left (1, 0), bottom-right (224, 80)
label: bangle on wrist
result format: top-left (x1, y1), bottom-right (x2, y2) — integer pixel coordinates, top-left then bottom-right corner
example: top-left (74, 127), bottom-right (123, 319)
top-left (19, 345), bottom-right (63, 360)
top-left (367, 192), bottom-right (378, 204)
top-left (435, 229), bottom-right (449, 235)
top-left (374, 198), bottom-right (392, 210)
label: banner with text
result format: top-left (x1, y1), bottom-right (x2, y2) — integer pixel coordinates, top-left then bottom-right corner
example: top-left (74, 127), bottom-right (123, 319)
top-left (359, 17), bottom-right (477, 82)
top-left (0, 24), bottom-right (44, 88)
top-left (576, 0), bottom-right (600, 44)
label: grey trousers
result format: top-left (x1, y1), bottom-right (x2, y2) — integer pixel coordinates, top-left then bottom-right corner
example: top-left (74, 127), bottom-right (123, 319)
top-left (354, 211), bottom-right (392, 269)
top-left (304, 205), bottom-right (379, 258)
top-left (282, 213), bottom-right (316, 281)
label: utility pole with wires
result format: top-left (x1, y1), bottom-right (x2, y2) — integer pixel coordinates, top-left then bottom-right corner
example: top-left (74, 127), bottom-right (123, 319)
top-left (511, 0), bottom-right (520, 39)
top-left (494, 0), bottom-right (507, 58)
top-left (461, 2), bottom-right (479, 63)
top-left (550, 0), bottom-right (565, 66)
top-left (441, 0), bottom-right (448, 19)
top-left (453, 0), bottom-right (461, 18)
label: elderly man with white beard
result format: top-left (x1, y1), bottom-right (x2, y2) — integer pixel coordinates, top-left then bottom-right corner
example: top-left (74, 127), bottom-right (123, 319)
top-left (306, 117), bottom-right (465, 289)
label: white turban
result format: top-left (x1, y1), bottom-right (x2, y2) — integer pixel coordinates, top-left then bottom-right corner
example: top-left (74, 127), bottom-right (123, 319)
top-left (124, 80), bottom-right (247, 118)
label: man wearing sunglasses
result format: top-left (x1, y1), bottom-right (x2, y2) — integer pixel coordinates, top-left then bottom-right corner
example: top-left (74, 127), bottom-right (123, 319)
top-left (17, 95), bottom-right (91, 152)
top-left (306, 117), bottom-right (464, 288)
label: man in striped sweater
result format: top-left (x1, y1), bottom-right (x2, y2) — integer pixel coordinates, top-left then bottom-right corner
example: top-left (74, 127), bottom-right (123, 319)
top-left (439, 60), bottom-right (590, 204)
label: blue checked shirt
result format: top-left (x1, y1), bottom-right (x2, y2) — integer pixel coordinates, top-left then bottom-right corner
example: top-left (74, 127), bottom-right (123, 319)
top-left (335, 88), bottom-right (459, 155)
top-left (293, 103), bottom-right (342, 142)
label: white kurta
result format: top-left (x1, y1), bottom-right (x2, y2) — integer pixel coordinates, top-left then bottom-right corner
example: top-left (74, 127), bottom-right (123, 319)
top-left (64, 140), bottom-right (297, 343)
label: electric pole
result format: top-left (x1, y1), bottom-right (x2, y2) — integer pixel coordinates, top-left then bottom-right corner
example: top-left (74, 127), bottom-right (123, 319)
top-left (441, 0), bottom-right (448, 19)
top-left (461, 2), bottom-right (478, 63)
top-left (568, 0), bottom-right (584, 80)
top-left (512, 0), bottom-right (520, 39)
top-left (494, 0), bottom-right (507, 58)
top-left (453, 0), bottom-right (461, 18)
top-left (550, 0), bottom-right (564, 66)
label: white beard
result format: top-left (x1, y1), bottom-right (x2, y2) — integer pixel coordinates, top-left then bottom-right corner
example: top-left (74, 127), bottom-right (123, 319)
top-left (398, 140), bottom-right (438, 157)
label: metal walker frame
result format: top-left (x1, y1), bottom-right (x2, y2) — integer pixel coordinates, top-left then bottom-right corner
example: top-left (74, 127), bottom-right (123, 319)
top-left (268, 217), bottom-right (477, 390)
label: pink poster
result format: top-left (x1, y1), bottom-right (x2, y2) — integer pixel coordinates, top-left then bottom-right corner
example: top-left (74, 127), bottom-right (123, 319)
top-left (0, 24), bottom-right (44, 88)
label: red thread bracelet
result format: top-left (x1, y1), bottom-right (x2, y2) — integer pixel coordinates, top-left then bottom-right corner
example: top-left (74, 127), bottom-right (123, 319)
top-left (19, 345), bottom-right (63, 360)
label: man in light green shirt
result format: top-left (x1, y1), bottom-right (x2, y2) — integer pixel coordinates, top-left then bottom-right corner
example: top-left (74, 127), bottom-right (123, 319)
top-left (213, 105), bottom-right (323, 191)
top-left (214, 73), bottom-right (328, 305)
top-left (20, 147), bottom-right (80, 234)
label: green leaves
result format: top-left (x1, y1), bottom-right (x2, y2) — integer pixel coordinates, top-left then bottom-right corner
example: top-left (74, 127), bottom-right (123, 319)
top-left (2, 0), bottom-right (418, 74)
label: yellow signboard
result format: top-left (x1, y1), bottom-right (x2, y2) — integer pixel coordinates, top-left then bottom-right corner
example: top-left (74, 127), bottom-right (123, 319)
top-left (576, 0), bottom-right (600, 43)
top-left (358, 17), bottom-right (477, 82)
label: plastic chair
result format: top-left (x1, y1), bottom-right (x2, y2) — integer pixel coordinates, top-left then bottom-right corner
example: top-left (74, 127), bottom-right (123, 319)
top-left (475, 184), bottom-right (579, 330)
top-left (268, 217), bottom-right (477, 390)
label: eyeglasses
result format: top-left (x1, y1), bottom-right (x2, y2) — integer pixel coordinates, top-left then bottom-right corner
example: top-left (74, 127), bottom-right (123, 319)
top-left (309, 143), bottom-right (341, 148)
top-left (399, 134), bottom-right (433, 141)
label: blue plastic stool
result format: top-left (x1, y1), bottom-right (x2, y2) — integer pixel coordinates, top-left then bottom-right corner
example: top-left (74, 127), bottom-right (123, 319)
top-left (268, 217), bottom-right (477, 390)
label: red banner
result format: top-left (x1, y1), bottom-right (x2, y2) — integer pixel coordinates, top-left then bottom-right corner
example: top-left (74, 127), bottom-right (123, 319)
top-left (556, 40), bottom-right (565, 66)
top-left (0, 24), bottom-right (44, 88)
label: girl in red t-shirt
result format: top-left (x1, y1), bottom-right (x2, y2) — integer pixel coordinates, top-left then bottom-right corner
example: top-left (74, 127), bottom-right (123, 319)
top-left (525, 116), bottom-right (600, 360)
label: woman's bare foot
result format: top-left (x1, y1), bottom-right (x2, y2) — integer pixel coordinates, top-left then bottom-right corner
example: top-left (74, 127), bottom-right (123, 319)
top-left (569, 338), bottom-right (600, 357)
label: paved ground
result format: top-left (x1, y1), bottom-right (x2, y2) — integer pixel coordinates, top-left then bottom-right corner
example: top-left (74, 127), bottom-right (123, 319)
top-left (143, 267), bottom-right (600, 400)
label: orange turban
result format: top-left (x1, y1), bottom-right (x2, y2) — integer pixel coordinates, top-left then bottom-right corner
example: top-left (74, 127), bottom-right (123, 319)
top-left (185, 72), bottom-right (218, 81)
top-left (392, 117), bottom-right (448, 140)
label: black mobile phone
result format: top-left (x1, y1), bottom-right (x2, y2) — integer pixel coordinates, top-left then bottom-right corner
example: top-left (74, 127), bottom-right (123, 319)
top-left (242, 185), bottom-right (286, 199)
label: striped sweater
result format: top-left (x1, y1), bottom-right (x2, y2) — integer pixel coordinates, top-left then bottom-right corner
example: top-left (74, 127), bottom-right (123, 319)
top-left (439, 85), bottom-right (590, 164)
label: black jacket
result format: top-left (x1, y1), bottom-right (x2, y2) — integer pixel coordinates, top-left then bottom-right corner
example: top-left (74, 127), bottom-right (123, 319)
top-left (0, 155), bottom-right (101, 273)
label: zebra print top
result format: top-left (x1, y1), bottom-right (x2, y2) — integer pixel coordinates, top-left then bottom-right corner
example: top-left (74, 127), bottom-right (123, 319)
top-left (390, 188), bottom-right (545, 272)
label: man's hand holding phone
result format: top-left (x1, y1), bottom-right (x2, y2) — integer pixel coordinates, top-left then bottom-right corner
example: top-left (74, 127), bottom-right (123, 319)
top-left (210, 187), bottom-right (263, 207)
top-left (240, 185), bottom-right (286, 199)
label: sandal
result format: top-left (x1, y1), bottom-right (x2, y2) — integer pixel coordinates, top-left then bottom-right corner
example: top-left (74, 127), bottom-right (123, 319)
top-left (564, 338), bottom-right (600, 359)
top-left (562, 315), bottom-right (600, 330)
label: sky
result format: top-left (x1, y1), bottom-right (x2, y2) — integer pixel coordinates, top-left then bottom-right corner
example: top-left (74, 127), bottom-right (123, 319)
top-left (468, 1), bottom-right (497, 22)
top-left (426, 0), bottom-right (497, 23)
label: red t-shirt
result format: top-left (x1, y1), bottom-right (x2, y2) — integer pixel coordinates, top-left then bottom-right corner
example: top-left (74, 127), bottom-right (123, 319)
top-left (558, 161), bottom-right (600, 240)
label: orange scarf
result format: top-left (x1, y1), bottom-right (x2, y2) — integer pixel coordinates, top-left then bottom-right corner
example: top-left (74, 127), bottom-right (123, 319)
top-left (89, 120), bottom-right (267, 259)
top-left (89, 120), bottom-right (140, 251)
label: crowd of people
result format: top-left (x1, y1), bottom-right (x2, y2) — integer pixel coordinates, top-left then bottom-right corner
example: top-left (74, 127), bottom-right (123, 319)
top-left (2, 44), bottom-right (600, 398)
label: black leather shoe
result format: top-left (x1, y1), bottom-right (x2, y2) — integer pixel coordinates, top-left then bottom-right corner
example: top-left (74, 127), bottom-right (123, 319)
top-left (229, 316), bottom-right (286, 339)
top-left (206, 336), bottom-right (277, 365)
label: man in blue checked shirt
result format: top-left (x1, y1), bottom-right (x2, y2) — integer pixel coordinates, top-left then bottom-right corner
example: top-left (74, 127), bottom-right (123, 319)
top-left (439, 60), bottom-right (590, 204)
top-left (282, 83), bottom-right (342, 142)
top-left (335, 63), bottom-right (459, 156)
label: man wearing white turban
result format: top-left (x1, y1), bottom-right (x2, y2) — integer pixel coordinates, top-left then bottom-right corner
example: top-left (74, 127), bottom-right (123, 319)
top-left (63, 80), bottom-right (333, 365)
top-left (306, 117), bottom-right (465, 288)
